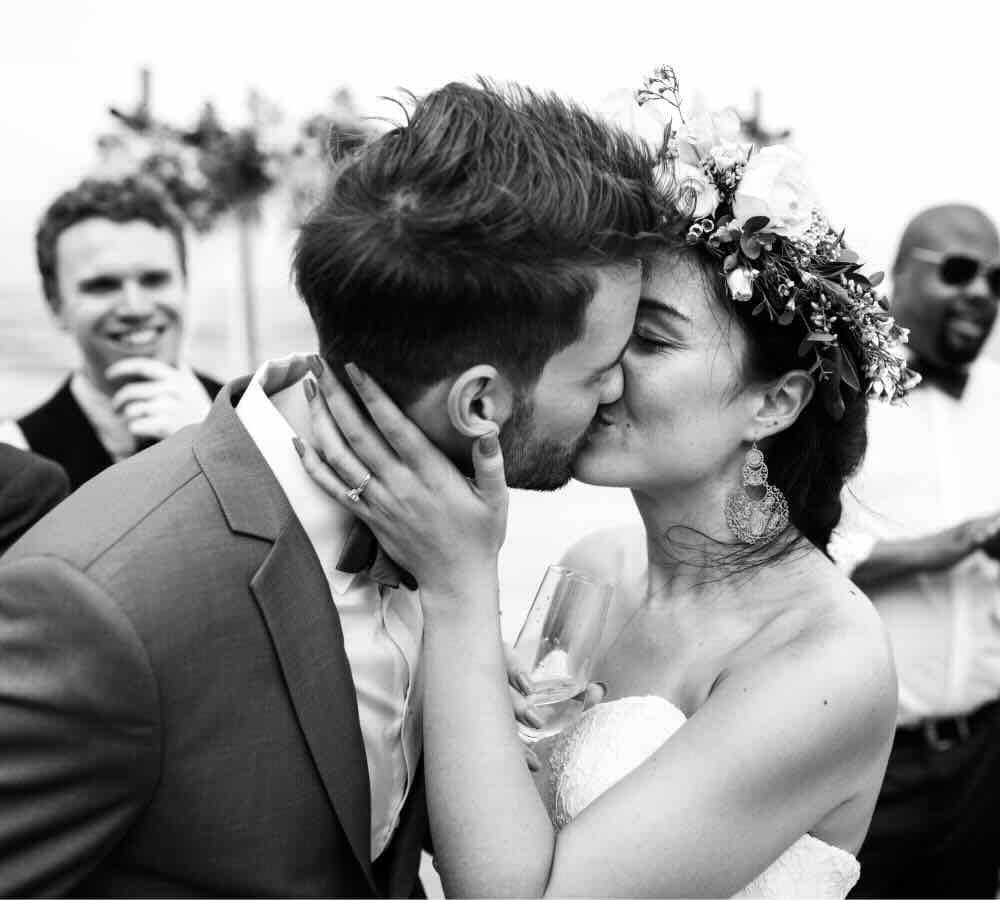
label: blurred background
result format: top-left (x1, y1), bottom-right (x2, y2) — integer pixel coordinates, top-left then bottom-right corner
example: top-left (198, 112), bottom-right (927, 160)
top-left (3, 0), bottom-right (998, 631)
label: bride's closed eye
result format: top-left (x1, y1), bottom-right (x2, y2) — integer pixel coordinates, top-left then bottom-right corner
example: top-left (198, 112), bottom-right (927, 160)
top-left (630, 327), bottom-right (682, 352)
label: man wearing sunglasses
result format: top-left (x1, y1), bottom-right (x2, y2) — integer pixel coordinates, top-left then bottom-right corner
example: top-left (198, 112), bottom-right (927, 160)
top-left (834, 204), bottom-right (1000, 898)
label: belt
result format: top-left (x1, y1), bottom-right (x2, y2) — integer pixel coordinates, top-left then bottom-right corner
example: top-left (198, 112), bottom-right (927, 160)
top-left (895, 700), bottom-right (999, 752)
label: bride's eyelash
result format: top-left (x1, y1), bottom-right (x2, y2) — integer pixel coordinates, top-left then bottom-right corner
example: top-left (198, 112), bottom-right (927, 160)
top-left (630, 328), bottom-right (680, 351)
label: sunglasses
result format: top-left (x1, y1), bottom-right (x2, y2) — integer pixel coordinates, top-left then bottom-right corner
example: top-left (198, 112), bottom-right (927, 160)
top-left (910, 247), bottom-right (1000, 297)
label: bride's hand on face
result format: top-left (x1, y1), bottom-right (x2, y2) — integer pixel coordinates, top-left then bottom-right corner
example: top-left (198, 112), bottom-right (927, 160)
top-left (296, 358), bottom-right (509, 610)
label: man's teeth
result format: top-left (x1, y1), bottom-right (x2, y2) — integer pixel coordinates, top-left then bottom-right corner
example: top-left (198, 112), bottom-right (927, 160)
top-left (114, 328), bottom-right (160, 346)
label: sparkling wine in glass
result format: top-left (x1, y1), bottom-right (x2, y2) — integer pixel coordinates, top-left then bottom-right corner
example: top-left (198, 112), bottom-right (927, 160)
top-left (513, 565), bottom-right (613, 743)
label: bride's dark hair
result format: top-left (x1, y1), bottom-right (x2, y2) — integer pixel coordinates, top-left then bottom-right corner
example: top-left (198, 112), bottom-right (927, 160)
top-left (661, 216), bottom-right (869, 558)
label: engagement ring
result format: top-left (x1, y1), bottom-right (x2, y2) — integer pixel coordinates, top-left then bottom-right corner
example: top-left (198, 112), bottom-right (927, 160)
top-left (345, 471), bottom-right (372, 503)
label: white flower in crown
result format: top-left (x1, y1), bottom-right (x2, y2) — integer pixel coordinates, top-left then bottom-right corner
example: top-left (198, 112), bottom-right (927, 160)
top-left (732, 145), bottom-right (815, 240)
top-left (674, 162), bottom-right (720, 219)
top-left (675, 109), bottom-right (742, 166)
top-left (727, 265), bottom-right (755, 302)
top-left (598, 87), bottom-right (673, 154)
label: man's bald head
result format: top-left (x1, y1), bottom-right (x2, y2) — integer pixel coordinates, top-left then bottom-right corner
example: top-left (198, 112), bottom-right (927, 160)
top-left (893, 204), bottom-right (999, 274)
top-left (891, 204), bottom-right (1000, 368)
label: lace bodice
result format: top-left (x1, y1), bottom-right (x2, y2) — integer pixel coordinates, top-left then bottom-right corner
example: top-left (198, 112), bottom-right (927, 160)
top-left (535, 695), bottom-right (860, 899)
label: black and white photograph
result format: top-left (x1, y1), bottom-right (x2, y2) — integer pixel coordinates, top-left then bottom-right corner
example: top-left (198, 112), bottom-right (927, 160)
top-left (2, 2), bottom-right (999, 896)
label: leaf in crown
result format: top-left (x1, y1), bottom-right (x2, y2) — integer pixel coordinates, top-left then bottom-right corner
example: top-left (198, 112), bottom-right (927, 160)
top-left (626, 65), bottom-right (920, 417)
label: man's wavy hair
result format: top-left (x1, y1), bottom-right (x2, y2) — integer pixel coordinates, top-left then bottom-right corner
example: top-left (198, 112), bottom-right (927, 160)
top-left (36, 176), bottom-right (187, 312)
top-left (293, 79), bottom-right (664, 406)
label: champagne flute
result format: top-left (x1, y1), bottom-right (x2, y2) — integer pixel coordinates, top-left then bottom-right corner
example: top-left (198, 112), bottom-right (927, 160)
top-left (513, 565), bottom-right (613, 743)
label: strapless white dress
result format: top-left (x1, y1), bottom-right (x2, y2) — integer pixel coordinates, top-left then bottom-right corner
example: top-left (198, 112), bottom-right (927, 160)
top-left (535, 695), bottom-right (860, 899)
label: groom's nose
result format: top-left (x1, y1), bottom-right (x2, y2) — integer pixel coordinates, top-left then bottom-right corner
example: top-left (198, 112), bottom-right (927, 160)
top-left (598, 363), bottom-right (625, 405)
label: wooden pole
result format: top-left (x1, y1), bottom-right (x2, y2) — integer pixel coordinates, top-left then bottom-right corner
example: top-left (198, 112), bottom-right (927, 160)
top-left (235, 201), bottom-right (259, 372)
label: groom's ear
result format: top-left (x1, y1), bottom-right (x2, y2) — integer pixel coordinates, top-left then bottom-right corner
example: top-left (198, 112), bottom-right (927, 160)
top-left (446, 365), bottom-right (514, 437)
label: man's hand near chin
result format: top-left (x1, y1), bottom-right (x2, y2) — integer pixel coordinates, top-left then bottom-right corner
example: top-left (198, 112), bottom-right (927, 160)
top-left (107, 358), bottom-right (213, 443)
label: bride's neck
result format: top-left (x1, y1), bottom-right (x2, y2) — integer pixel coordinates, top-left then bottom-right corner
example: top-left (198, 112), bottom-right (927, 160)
top-left (631, 478), bottom-right (742, 600)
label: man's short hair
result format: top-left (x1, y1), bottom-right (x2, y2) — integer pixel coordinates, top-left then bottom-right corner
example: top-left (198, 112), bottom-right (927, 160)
top-left (293, 79), bottom-right (662, 406)
top-left (36, 175), bottom-right (188, 311)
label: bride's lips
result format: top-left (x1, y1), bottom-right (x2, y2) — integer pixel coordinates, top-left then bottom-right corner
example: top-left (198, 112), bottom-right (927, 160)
top-left (586, 409), bottom-right (621, 440)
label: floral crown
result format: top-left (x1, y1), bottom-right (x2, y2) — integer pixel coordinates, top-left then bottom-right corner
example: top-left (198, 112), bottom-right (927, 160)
top-left (633, 66), bottom-right (918, 419)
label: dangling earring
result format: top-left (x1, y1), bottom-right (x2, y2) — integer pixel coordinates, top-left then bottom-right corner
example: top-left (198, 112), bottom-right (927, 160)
top-left (724, 441), bottom-right (789, 544)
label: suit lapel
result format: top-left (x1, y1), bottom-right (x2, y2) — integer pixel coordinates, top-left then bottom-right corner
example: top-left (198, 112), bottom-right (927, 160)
top-left (251, 528), bottom-right (376, 891)
top-left (195, 379), bottom-right (376, 893)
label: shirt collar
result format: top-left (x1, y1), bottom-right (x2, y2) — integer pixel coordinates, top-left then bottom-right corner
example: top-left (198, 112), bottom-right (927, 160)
top-left (236, 355), bottom-right (361, 594)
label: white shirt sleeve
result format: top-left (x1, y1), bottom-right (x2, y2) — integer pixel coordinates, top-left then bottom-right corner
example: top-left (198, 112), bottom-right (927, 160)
top-left (828, 482), bottom-right (879, 575)
top-left (0, 420), bottom-right (30, 451)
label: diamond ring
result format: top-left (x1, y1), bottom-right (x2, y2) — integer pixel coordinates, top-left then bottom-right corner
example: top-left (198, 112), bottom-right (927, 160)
top-left (345, 471), bottom-right (372, 503)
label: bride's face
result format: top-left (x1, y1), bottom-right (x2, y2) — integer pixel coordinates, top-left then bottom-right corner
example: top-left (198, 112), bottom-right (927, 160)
top-left (572, 253), bottom-right (758, 493)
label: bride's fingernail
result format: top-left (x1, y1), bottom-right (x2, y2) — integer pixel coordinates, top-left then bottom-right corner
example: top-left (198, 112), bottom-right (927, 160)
top-left (303, 377), bottom-right (317, 401)
top-left (344, 362), bottom-right (363, 386)
top-left (292, 437), bottom-right (305, 458)
top-left (308, 354), bottom-right (324, 378)
top-left (479, 432), bottom-right (499, 456)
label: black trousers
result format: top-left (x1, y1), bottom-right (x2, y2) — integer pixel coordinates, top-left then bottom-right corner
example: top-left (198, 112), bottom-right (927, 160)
top-left (850, 698), bottom-right (1000, 898)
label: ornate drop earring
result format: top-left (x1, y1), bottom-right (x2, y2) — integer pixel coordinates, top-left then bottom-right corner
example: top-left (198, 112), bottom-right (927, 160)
top-left (724, 441), bottom-right (789, 544)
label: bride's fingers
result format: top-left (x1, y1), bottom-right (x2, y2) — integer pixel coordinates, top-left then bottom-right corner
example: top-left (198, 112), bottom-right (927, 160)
top-left (344, 363), bottom-right (445, 466)
top-left (293, 433), bottom-right (387, 512)
top-left (472, 430), bottom-right (508, 509)
top-left (293, 435), bottom-right (353, 505)
top-left (503, 643), bottom-right (533, 694)
top-left (302, 377), bottom-right (383, 495)
top-left (581, 681), bottom-right (608, 711)
top-left (308, 356), bottom-right (398, 472)
top-left (509, 686), bottom-right (545, 730)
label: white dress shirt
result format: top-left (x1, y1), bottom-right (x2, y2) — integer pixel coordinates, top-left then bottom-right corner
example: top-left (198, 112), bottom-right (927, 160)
top-left (832, 358), bottom-right (1000, 724)
top-left (236, 357), bottom-right (423, 859)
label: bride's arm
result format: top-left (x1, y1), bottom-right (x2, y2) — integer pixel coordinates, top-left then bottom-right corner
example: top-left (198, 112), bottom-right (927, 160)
top-left (300, 364), bottom-right (897, 898)
top-left (298, 362), bottom-right (558, 896)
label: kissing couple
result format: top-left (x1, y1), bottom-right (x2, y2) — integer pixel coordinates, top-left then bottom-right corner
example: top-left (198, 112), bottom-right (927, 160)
top-left (0, 68), bottom-right (907, 897)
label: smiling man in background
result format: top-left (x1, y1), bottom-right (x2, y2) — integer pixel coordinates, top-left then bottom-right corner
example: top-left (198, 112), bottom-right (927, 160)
top-left (0, 176), bottom-right (221, 491)
top-left (834, 204), bottom-right (1000, 898)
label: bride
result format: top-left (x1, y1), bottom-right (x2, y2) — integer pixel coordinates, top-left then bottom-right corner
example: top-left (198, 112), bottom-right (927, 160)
top-left (297, 69), bottom-right (911, 897)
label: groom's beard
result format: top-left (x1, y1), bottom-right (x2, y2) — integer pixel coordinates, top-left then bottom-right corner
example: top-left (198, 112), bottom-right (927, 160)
top-left (500, 393), bottom-right (589, 491)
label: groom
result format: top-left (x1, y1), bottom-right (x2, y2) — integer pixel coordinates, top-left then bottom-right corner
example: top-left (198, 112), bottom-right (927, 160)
top-left (0, 80), bottom-right (659, 896)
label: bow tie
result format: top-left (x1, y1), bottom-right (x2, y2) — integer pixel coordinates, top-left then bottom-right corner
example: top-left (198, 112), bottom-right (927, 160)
top-left (335, 519), bottom-right (418, 591)
top-left (913, 359), bottom-right (970, 400)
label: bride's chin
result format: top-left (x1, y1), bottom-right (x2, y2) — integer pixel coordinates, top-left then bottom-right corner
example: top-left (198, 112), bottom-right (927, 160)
top-left (571, 451), bottom-right (633, 488)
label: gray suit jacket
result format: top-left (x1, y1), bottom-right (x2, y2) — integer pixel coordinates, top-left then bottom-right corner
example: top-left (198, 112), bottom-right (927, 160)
top-left (0, 377), bottom-right (427, 897)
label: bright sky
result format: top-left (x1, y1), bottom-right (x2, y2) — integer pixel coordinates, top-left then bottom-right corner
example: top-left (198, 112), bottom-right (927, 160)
top-left (3, 0), bottom-right (998, 291)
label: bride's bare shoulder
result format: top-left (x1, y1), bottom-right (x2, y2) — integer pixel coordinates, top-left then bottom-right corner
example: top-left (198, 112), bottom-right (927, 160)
top-left (558, 525), bottom-right (646, 586)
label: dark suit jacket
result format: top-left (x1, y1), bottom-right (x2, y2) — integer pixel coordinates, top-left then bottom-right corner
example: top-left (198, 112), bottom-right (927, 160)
top-left (0, 377), bottom-right (428, 897)
top-left (0, 445), bottom-right (69, 555)
top-left (18, 372), bottom-right (224, 492)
